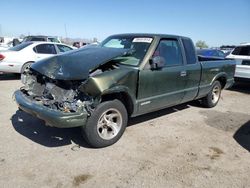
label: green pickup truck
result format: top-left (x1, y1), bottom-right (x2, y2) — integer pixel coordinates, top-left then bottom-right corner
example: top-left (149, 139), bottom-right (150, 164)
top-left (15, 33), bottom-right (236, 147)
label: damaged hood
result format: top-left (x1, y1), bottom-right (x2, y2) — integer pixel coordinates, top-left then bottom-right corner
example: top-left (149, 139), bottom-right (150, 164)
top-left (31, 46), bottom-right (130, 80)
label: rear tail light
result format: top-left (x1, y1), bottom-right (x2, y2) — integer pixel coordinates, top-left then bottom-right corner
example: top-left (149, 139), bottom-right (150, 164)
top-left (0, 54), bottom-right (5, 61)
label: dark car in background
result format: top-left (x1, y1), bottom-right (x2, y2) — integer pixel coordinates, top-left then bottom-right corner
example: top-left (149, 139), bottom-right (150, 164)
top-left (22, 35), bottom-right (61, 43)
top-left (11, 35), bottom-right (62, 47)
top-left (197, 49), bottom-right (226, 59)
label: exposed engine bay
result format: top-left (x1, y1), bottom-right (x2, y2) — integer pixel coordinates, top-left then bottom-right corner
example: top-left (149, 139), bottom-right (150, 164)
top-left (18, 53), bottom-right (123, 116)
top-left (21, 70), bottom-right (90, 113)
top-left (20, 62), bottom-right (118, 114)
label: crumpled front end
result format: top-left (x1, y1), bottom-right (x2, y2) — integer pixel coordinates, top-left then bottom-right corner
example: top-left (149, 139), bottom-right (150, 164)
top-left (15, 69), bottom-right (95, 128)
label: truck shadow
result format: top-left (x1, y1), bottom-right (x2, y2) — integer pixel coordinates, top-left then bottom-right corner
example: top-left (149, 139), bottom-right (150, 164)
top-left (129, 103), bottom-right (192, 126)
top-left (229, 82), bottom-right (250, 94)
top-left (11, 110), bottom-right (91, 148)
top-left (11, 103), bottom-right (194, 148)
top-left (0, 73), bottom-right (20, 81)
top-left (233, 121), bottom-right (250, 152)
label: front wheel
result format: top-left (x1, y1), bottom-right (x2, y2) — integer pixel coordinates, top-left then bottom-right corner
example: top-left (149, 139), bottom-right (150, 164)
top-left (82, 99), bottom-right (128, 148)
top-left (202, 81), bottom-right (222, 108)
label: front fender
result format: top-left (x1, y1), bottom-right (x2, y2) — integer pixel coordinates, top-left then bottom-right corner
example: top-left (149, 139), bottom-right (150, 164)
top-left (79, 67), bottom-right (138, 99)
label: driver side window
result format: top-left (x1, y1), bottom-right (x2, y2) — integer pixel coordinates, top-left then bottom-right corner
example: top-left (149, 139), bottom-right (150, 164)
top-left (153, 39), bottom-right (183, 67)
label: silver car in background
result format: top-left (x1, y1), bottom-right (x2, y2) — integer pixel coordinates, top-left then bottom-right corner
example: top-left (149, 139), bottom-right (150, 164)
top-left (227, 43), bottom-right (250, 81)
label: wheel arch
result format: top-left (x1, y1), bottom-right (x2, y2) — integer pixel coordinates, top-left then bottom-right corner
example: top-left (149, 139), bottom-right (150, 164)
top-left (20, 61), bottom-right (35, 73)
top-left (100, 89), bottom-right (135, 117)
top-left (211, 72), bottom-right (227, 89)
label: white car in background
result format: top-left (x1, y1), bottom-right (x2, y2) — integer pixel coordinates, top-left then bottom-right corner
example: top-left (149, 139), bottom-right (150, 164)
top-left (0, 41), bottom-right (74, 74)
top-left (0, 37), bottom-right (14, 51)
top-left (227, 43), bottom-right (250, 80)
top-left (0, 40), bottom-right (15, 51)
top-left (0, 44), bottom-right (10, 51)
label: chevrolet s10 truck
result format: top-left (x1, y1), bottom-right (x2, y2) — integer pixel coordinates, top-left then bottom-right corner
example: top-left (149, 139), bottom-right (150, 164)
top-left (14, 34), bottom-right (236, 147)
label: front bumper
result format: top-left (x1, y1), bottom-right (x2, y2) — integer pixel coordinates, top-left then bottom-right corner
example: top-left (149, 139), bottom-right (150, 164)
top-left (14, 90), bottom-right (88, 128)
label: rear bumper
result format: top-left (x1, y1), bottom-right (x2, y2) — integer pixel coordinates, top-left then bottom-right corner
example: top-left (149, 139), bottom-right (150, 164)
top-left (14, 90), bottom-right (88, 128)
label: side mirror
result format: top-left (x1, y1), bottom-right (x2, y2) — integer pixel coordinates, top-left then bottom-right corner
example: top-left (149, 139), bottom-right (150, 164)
top-left (150, 56), bottom-right (165, 70)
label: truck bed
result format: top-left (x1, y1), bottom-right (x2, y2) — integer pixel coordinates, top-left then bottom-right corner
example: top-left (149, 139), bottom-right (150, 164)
top-left (197, 59), bottom-right (236, 98)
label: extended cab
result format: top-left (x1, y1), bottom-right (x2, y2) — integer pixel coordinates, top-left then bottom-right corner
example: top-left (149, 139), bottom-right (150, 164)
top-left (14, 34), bottom-right (236, 147)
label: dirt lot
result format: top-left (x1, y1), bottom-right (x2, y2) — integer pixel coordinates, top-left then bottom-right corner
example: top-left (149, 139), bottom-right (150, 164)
top-left (0, 74), bottom-right (249, 188)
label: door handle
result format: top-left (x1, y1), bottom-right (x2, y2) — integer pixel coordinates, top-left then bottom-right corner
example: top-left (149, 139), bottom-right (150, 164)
top-left (180, 71), bottom-right (187, 77)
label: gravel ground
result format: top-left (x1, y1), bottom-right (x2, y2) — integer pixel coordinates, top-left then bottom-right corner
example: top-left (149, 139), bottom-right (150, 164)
top-left (0, 74), bottom-right (249, 188)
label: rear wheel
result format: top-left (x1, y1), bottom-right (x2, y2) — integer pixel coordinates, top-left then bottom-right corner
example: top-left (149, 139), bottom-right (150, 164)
top-left (21, 62), bottom-right (32, 74)
top-left (82, 99), bottom-right (128, 148)
top-left (202, 81), bottom-right (222, 108)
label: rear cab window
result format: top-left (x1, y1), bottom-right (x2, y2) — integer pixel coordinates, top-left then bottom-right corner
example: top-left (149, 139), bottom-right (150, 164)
top-left (182, 38), bottom-right (197, 64)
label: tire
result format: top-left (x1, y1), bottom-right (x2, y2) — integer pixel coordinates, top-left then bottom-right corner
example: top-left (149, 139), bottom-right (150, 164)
top-left (82, 99), bottom-right (128, 148)
top-left (202, 81), bottom-right (222, 108)
top-left (21, 62), bottom-right (32, 74)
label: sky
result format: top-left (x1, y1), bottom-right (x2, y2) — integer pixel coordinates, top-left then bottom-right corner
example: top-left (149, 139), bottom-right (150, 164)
top-left (1, 0), bottom-right (250, 47)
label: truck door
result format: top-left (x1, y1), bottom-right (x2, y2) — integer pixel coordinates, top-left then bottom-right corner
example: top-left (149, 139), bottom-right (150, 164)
top-left (137, 38), bottom-right (186, 114)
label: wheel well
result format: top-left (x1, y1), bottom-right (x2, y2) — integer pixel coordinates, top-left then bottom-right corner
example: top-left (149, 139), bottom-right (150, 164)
top-left (217, 76), bottom-right (227, 89)
top-left (101, 92), bottom-right (134, 116)
top-left (23, 61), bottom-right (34, 66)
top-left (21, 61), bottom-right (34, 72)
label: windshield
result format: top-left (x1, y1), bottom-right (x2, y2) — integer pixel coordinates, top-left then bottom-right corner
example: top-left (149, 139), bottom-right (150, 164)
top-left (9, 42), bottom-right (33, 51)
top-left (100, 36), bottom-right (153, 66)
